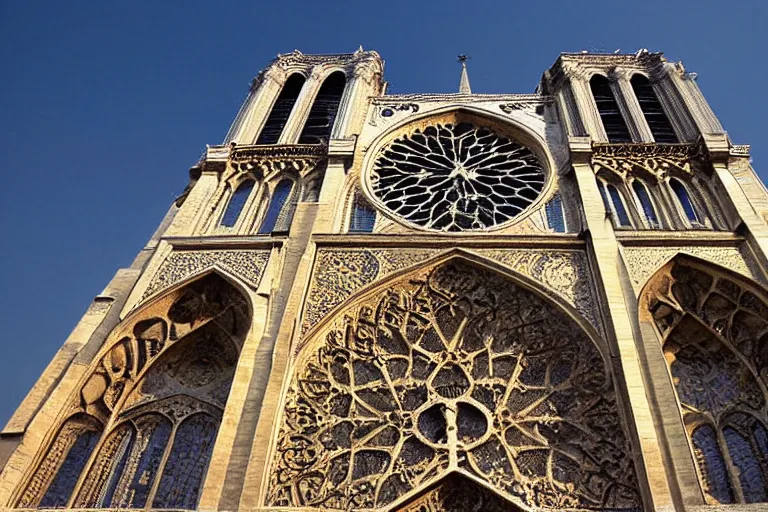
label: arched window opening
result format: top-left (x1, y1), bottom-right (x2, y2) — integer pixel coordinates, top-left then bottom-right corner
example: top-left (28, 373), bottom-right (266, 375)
top-left (256, 73), bottom-right (305, 145)
top-left (632, 180), bottom-right (660, 228)
top-left (349, 192), bottom-right (377, 232)
top-left (599, 181), bottom-right (632, 227)
top-left (220, 180), bottom-right (255, 228)
top-left (258, 179), bottom-right (293, 234)
top-left (590, 75), bottom-right (632, 142)
top-left (670, 178), bottom-right (701, 226)
top-left (299, 71), bottom-right (346, 144)
top-left (631, 74), bottom-right (678, 143)
top-left (644, 258), bottom-right (768, 505)
top-left (545, 193), bottom-right (566, 232)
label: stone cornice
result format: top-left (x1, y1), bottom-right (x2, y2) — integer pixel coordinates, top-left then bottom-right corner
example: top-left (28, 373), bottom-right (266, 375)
top-left (372, 93), bottom-right (553, 104)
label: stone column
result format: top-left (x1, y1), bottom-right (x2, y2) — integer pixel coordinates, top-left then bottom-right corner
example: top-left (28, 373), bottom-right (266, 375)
top-left (234, 66), bottom-right (287, 144)
top-left (278, 67), bottom-right (323, 144)
top-left (610, 67), bottom-right (654, 142)
top-left (332, 63), bottom-right (378, 139)
top-left (569, 137), bottom-right (676, 511)
top-left (564, 65), bottom-right (607, 141)
top-left (665, 63), bottom-right (723, 136)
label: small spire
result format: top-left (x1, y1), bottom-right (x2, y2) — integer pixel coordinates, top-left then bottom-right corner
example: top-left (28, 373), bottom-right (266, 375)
top-left (458, 54), bottom-right (472, 94)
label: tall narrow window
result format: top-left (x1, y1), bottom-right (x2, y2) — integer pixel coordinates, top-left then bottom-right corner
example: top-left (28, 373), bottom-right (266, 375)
top-left (299, 71), bottom-right (346, 144)
top-left (605, 183), bottom-right (632, 227)
top-left (258, 179), bottom-right (293, 234)
top-left (590, 75), bottom-right (632, 142)
top-left (632, 180), bottom-right (660, 228)
top-left (349, 193), bottom-right (377, 233)
top-left (545, 194), bottom-right (566, 232)
top-left (631, 74), bottom-right (678, 143)
top-left (220, 180), bottom-right (255, 228)
top-left (670, 178), bottom-right (701, 225)
top-left (256, 74), bottom-right (305, 145)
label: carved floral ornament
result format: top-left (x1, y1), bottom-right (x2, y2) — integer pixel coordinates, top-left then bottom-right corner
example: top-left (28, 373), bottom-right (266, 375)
top-left (590, 142), bottom-right (703, 180)
top-left (228, 144), bottom-right (327, 179)
top-left (366, 112), bottom-right (549, 233)
top-left (17, 273), bottom-right (251, 509)
top-left (642, 256), bottom-right (768, 505)
top-left (267, 257), bottom-right (641, 511)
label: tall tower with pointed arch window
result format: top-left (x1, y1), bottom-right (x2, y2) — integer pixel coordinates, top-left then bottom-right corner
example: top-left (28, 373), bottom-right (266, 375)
top-left (1, 48), bottom-right (767, 511)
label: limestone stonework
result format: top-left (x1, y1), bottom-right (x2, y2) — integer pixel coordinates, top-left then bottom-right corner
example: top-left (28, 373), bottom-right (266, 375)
top-left (2, 48), bottom-right (768, 511)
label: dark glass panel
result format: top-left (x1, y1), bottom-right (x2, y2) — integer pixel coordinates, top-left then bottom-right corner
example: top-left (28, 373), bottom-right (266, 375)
top-left (632, 180), bottom-right (660, 228)
top-left (607, 184), bottom-right (632, 227)
top-left (220, 180), bottom-right (255, 227)
top-left (670, 179), bottom-right (700, 224)
top-left (258, 179), bottom-right (292, 234)
top-left (545, 194), bottom-right (566, 232)
top-left (99, 429), bottom-right (135, 507)
top-left (723, 426), bottom-right (767, 503)
top-left (692, 425), bottom-right (734, 504)
top-left (631, 74), bottom-right (678, 143)
top-left (39, 428), bottom-right (101, 507)
top-left (256, 74), bottom-right (305, 145)
top-left (152, 414), bottom-right (220, 509)
top-left (298, 71), bottom-right (346, 144)
top-left (590, 75), bottom-right (632, 142)
top-left (350, 194), bottom-right (377, 233)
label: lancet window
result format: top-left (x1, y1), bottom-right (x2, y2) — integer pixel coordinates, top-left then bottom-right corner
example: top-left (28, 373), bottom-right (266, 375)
top-left (544, 193), bottom-right (567, 232)
top-left (631, 74), bottom-right (678, 143)
top-left (349, 190), bottom-right (377, 233)
top-left (298, 71), bottom-right (346, 144)
top-left (256, 73), bottom-right (305, 145)
top-left (632, 179), bottom-right (661, 229)
top-left (590, 75), bottom-right (632, 142)
top-left (670, 178), bottom-right (703, 227)
top-left (16, 273), bottom-right (251, 509)
top-left (645, 258), bottom-right (768, 504)
top-left (220, 179), bottom-right (255, 228)
top-left (258, 178), bottom-right (294, 234)
top-left (599, 179), bottom-right (633, 228)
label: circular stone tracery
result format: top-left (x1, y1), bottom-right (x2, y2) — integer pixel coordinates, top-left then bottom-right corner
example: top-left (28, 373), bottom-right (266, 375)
top-left (369, 121), bottom-right (546, 232)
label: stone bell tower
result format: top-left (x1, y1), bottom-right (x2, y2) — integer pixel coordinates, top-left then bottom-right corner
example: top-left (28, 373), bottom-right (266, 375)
top-left (1, 47), bottom-right (767, 512)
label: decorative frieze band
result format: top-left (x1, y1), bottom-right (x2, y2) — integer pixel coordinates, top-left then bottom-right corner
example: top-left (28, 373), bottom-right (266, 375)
top-left (591, 142), bottom-right (702, 178)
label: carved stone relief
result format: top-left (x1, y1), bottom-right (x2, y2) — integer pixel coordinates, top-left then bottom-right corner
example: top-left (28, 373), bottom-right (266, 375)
top-left (396, 473), bottom-right (519, 512)
top-left (623, 244), bottom-right (763, 294)
top-left (301, 248), bottom-right (601, 343)
top-left (140, 249), bottom-right (270, 303)
top-left (591, 142), bottom-right (701, 179)
top-left (268, 259), bottom-right (640, 510)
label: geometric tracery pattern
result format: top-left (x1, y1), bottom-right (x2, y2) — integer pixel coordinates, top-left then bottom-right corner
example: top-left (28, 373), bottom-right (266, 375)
top-left (267, 258), bottom-right (640, 510)
top-left (17, 273), bottom-right (251, 509)
top-left (370, 122), bottom-right (546, 232)
top-left (645, 256), bottom-right (768, 504)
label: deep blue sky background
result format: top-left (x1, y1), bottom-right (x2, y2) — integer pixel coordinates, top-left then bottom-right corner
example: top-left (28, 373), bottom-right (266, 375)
top-left (0, 1), bottom-right (766, 425)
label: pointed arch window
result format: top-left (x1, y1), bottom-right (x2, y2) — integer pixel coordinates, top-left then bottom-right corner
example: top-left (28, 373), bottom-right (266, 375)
top-left (258, 179), bottom-right (293, 234)
top-left (599, 181), bottom-right (632, 227)
top-left (670, 178), bottom-right (701, 226)
top-left (632, 180), bottom-right (660, 228)
top-left (220, 179), bottom-right (255, 228)
top-left (590, 75), bottom-right (632, 142)
top-left (256, 73), bottom-right (305, 145)
top-left (631, 74), bottom-right (678, 143)
top-left (545, 193), bottom-right (566, 232)
top-left (298, 71), bottom-right (346, 144)
top-left (349, 192), bottom-right (377, 232)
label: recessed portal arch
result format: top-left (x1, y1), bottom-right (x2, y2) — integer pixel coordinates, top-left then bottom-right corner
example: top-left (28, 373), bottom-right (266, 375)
top-left (266, 256), bottom-right (641, 510)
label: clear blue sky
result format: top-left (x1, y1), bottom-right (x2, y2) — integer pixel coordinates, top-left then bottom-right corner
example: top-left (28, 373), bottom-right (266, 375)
top-left (0, 1), bottom-right (765, 426)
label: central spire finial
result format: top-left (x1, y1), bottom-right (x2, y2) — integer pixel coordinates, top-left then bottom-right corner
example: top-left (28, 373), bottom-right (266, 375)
top-left (458, 54), bottom-right (472, 94)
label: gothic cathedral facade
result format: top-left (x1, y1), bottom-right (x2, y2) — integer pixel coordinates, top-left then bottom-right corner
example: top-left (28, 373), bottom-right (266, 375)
top-left (1, 48), bottom-right (767, 511)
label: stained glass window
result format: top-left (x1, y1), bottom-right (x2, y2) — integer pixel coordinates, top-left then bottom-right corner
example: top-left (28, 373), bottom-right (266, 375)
top-left (723, 425), bottom-right (767, 503)
top-left (299, 71), bottom-right (346, 144)
top-left (220, 180), bottom-right (255, 228)
top-left (545, 193), bottom-right (566, 232)
top-left (590, 75), bottom-right (632, 142)
top-left (632, 180), bottom-right (660, 228)
top-left (258, 179), bottom-right (293, 234)
top-left (692, 425), bottom-right (734, 504)
top-left (256, 73), bottom-right (305, 145)
top-left (670, 178), bottom-right (700, 225)
top-left (39, 424), bottom-right (101, 508)
top-left (631, 74), bottom-right (678, 143)
top-left (350, 193), bottom-right (376, 232)
top-left (607, 184), bottom-right (632, 227)
top-left (152, 414), bottom-right (220, 509)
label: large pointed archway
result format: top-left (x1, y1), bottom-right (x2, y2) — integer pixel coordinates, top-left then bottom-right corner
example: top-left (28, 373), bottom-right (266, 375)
top-left (266, 256), bottom-right (641, 510)
top-left (641, 255), bottom-right (768, 505)
top-left (15, 271), bottom-right (252, 509)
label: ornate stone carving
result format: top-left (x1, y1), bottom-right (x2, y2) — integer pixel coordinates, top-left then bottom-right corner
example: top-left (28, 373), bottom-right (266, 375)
top-left (623, 245), bottom-right (763, 294)
top-left (141, 249), bottom-right (269, 303)
top-left (268, 259), bottom-right (641, 510)
top-left (643, 256), bottom-right (768, 504)
top-left (396, 474), bottom-right (515, 512)
top-left (229, 144), bottom-right (327, 178)
top-left (591, 142), bottom-right (703, 179)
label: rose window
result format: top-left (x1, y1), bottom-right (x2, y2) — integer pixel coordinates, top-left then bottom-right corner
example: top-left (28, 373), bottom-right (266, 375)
top-left (369, 121), bottom-right (546, 231)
